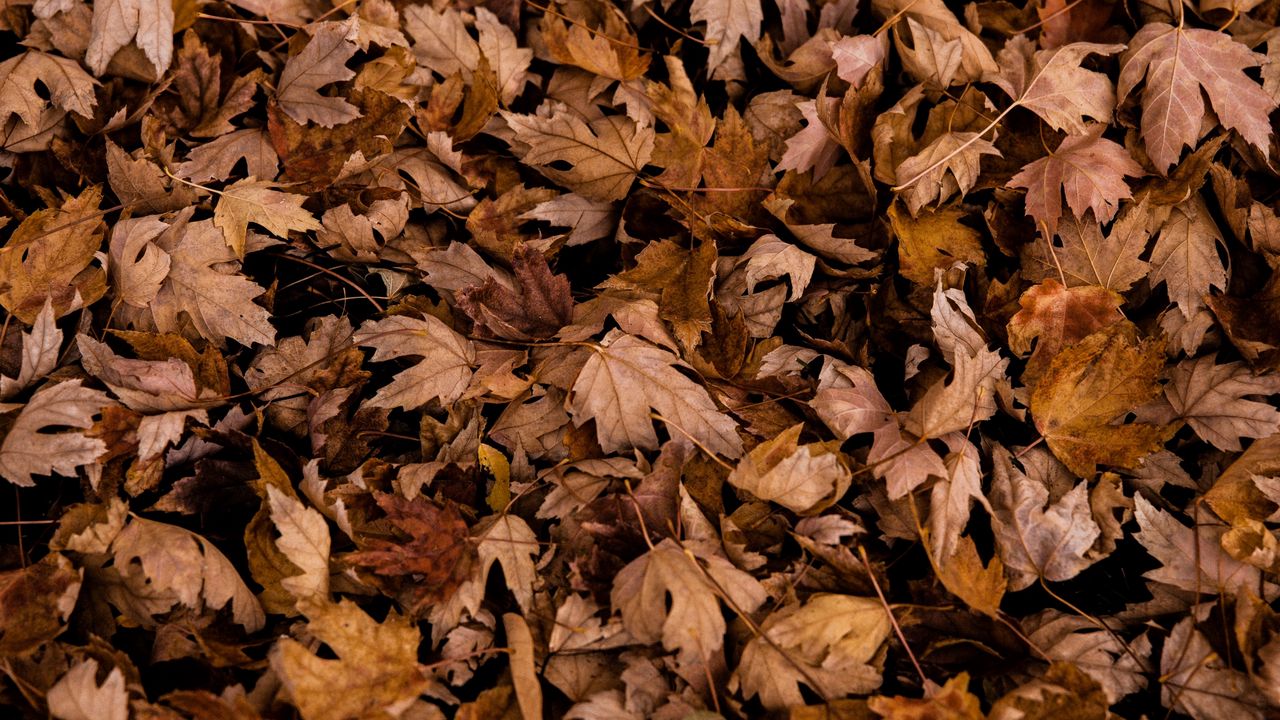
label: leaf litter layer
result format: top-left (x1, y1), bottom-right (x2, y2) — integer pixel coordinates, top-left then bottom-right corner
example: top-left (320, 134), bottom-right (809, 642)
top-left (1, 0), bottom-right (1280, 718)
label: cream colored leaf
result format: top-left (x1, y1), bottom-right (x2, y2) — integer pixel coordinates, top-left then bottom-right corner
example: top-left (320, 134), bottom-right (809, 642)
top-left (271, 599), bottom-right (429, 720)
top-left (0, 51), bottom-right (96, 126)
top-left (873, 0), bottom-right (996, 83)
top-left (1165, 355), bottom-right (1280, 452)
top-left (732, 594), bottom-right (890, 710)
top-left (86, 0), bottom-right (174, 76)
top-left (276, 19), bottom-right (361, 127)
top-left (740, 234), bottom-right (815, 301)
top-left (1022, 204), bottom-right (1152, 292)
top-left (727, 424), bottom-right (851, 513)
top-left (47, 659), bottom-right (128, 720)
top-left (929, 437), bottom-right (987, 562)
top-left (568, 332), bottom-right (743, 458)
top-left (213, 178), bottom-right (321, 257)
top-left (904, 345), bottom-right (1008, 439)
top-left (989, 445), bottom-right (1101, 590)
top-left (0, 381), bottom-right (107, 487)
top-left (354, 313), bottom-right (475, 410)
top-left (109, 515), bottom-right (265, 630)
top-left (612, 539), bottom-right (765, 665)
top-left (502, 109), bottom-right (654, 202)
top-left (267, 484), bottom-right (331, 603)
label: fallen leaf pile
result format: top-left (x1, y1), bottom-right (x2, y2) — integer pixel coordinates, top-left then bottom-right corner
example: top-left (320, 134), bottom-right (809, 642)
top-left (4, 0), bottom-right (1280, 717)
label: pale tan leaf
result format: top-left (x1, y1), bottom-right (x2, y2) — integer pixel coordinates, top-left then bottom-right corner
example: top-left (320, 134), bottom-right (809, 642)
top-left (474, 514), bottom-right (539, 613)
top-left (1161, 617), bottom-right (1267, 720)
top-left (989, 445), bottom-right (1102, 590)
top-left (47, 659), bottom-right (128, 720)
top-left (266, 484), bottom-right (331, 603)
top-left (354, 313), bottom-right (475, 411)
top-left (502, 109), bottom-right (654, 202)
top-left (872, 0), bottom-right (997, 84)
top-left (691, 0), bottom-right (762, 77)
top-left (86, 0), bottom-right (174, 76)
top-left (177, 128), bottom-right (279, 184)
top-left (1149, 195), bottom-right (1227, 318)
top-left (108, 215), bottom-right (170, 309)
top-left (1134, 494), bottom-right (1263, 597)
top-left (895, 131), bottom-right (1000, 214)
top-left (0, 299), bottom-right (61, 400)
top-left (727, 424), bottom-right (851, 513)
top-left (0, 380), bottom-right (107, 487)
top-left (612, 539), bottom-right (765, 665)
top-left (404, 5), bottom-right (479, 80)
top-left (568, 332), bottom-right (743, 458)
top-left (213, 178), bottom-right (321, 257)
top-left (276, 19), bottom-right (361, 127)
top-left (148, 219), bottom-right (277, 347)
top-left (0, 50), bottom-right (96, 126)
top-left (109, 515), bottom-right (265, 630)
top-left (476, 7), bottom-right (532, 104)
top-left (1165, 355), bottom-right (1280, 452)
top-left (1022, 204), bottom-right (1152, 292)
top-left (993, 37), bottom-right (1124, 133)
top-left (732, 594), bottom-right (890, 710)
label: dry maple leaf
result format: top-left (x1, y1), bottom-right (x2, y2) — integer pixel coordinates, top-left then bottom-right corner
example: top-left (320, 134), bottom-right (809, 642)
top-left (144, 218), bottom-right (277, 347)
top-left (266, 484), bottom-right (330, 604)
top-left (0, 380), bottom-right (108, 487)
top-left (1164, 355), bottom-right (1280, 452)
top-left (1022, 203), bottom-right (1152, 291)
top-left (1118, 23), bottom-right (1277, 173)
top-left (732, 594), bottom-right (890, 710)
top-left (109, 515), bottom-right (265, 630)
top-left (1029, 322), bottom-right (1171, 477)
top-left (726, 424), bottom-right (851, 513)
top-left (992, 38), bottom-right (1124, 134)
top-left (270, 599), bottom-right (430, 720)
top-left (86, 0), bottom-right (174, 76)
top-left (502, 108), bottom-right (654, 202)
top-left (1160, 617), bottom-right (1268, 720)
top-left (0, 51), bottom-right (97, 126)
top-left (568, 331), bottom-right (743, 458)
top-left (47, 659), bottom-right (128, 720)
top-left (691, 0), bottom-right (762, 78)
top-left (1149, 195), bottom-right (1227, 319)
top-left (0, 299), bottom-right (61, 400)
top-left (1134, 494), bottom-right (1265, 597)
top-left (212, 178), bottom-right (321, 257)
top-left (347, 493), bottom-right (473, 611)
top-left (1009, 127), bottom-right (1143, 236)
top-left (989, 445), bottom-right (1102, 589)
top-left (0, 186), bottom-right (106, 323)
top-left (354, 313), bottom-right (475, 411)
top-left (1007, 280), bottom-right (1124, 387)
top-left (275, 19), bottom-right (361, 127)
top-left (458, 245), bottom-right (573, 340)
top-left (612, 538), bottom-right (765, 666)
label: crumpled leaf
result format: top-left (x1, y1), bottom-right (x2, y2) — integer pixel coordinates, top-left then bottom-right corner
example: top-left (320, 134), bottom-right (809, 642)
top-left (989, 445), bottom-right (1102, 590)
top-left (612, 538), bottom-right (765, 665)
top-left (732, 594), bottom-right (890, 710)
top-left (86, 0), bottom-right (174, 76)
top-left (726, 424), bottom-right (851, 513)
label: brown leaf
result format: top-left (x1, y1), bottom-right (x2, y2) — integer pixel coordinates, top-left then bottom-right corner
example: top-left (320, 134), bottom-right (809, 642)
top-left (1029, 322), bottom-right (1171, 477)
top-left (347, 493), bottom-right (474, 611)
top-left (1009, 127), bottom-right (1142, 236)
top-left (458, 245), bottom-right (573, 340)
